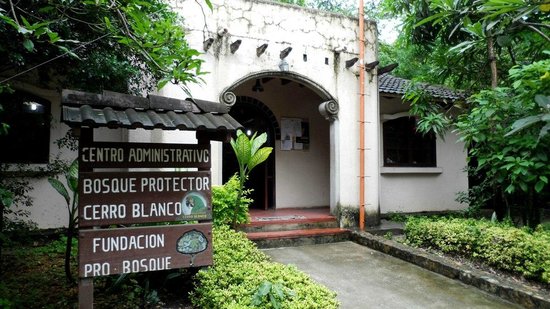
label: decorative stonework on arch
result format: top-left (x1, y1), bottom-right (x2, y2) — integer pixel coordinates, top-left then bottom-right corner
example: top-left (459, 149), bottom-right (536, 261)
top-left (319, 100), bottom-right (339, 121)
top-left (219, 91), bottom-right (236, 107)
top-left (220, 71), bottom-right (339, 121)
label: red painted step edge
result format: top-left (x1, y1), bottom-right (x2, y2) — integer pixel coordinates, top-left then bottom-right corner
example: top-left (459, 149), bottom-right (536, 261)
top-left (245, 217), bottom-right (336, 227)
top-left (247, 228), bottom-right (349, 240)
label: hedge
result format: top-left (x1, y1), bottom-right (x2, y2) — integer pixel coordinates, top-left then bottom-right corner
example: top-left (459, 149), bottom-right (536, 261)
top-left (190, 226), bottom-right (339, 308)
top-left (405, 217), bottom-right (550, 283)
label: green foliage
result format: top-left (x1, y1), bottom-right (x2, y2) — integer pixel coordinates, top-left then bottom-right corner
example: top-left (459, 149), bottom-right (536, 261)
top-left (212, 174), bottom-right (253, 227)
top-left (0, 0), bottom-right (207, 95)
top-left (0, 236), bottom-right (78, 308)
top-left (95, 273), bottom-right (162, 308)
top-left (381, 0), bottom-right (549, 90)
top-left (229, 130), bottom-right (272, 228)
top-left (403, 82), bottom-right (455, 139)
top-left (275, 0), bottom-right (363, 17)
top-left (386, 212), bottom-right (407, 222)
top-left (454, 60), bottom-right (550, 226)
top-left (405, 216), bottom-right (550, 283)
top-left (0, 104), bottom-right (9, 136)
top-left (0, 296), bottom-right (13, 309)
top-left (455, 177), bottom-right (493, 218)
top-left (47, 158), bottom-right (79, 283)
top-left (0, 176), bottom-right (35, 247)
top-left (191, 226), bottom-right (339, 308)
top-left (277, 0), bottom-right (307, 6)
top-left (0, 187), bottom-right (13, 208)
top-left (507, 58), bottom-right (550, 110)
top-left (104, 0), bottom-right (206, 94)
top-left (378, 38), bottom-right (448, 83)
top-left (2, 235), bottom-right (197, 307)
top-left (252, 280), bottom-right (296, 309)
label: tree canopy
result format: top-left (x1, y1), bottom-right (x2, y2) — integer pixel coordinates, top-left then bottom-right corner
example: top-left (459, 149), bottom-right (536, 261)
top-left (380, 0), bottom-right (549, 226)
top-left (380, 0), bottom-right (549, 90)
top-left (0, 0), bottom-right (210, 95)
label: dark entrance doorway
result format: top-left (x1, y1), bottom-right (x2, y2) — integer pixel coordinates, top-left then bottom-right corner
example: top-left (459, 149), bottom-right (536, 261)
top-left (222, 96), bottom-right (277, 209)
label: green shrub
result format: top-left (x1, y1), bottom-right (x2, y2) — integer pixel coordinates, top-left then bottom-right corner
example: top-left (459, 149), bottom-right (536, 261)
top-left (405, 217), bottom-right (550, 283)
top-left (212, 175), bottom-right (253, 227)
top-left (191, 226), bottom-right (339, 308)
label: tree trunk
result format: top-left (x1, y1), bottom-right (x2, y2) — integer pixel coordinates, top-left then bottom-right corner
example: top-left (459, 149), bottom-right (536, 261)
top-left (487, 36), bottom-right (498, 89)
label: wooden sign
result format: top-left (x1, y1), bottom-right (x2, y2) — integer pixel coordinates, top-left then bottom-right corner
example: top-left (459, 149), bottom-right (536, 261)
top-left (79, 142), bottom-right (211, 169)
top-left (79, 171), bottom-right (211, 227)
top-left (79, 223), bottom-right (212, 278)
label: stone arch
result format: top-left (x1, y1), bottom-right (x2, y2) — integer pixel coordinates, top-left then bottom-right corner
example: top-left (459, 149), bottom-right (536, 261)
top-left (222, 95), bottom-right (278, 209)
top-left (220, 70), bottom-right (337, 105)
top-left (235, 95), bottom-right (281, 139)
top-left (219, 70), bottom-right (341, 212)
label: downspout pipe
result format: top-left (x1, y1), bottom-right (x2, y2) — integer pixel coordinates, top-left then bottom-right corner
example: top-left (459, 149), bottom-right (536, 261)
top-left (358, 0), bottom-right (365, 230)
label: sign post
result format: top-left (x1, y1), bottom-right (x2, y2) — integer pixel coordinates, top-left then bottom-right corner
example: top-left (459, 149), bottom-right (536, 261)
top-left (77, 137), bottom-right (213, 308)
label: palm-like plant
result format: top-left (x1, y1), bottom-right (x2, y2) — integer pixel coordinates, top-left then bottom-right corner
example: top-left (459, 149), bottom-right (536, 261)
top-left (229, 130), bottom-right (273, 228)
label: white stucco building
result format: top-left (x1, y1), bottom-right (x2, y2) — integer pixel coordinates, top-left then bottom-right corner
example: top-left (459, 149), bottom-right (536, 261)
top-left (2, 0), bottom-right (468, 229)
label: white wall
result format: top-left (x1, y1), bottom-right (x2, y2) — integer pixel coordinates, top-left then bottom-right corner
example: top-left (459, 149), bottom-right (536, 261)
top-left (239, 82), bottom-right (331, 208)
top-left (9, 0), bottom-right (382, 228)
top-left (379, 96), bottom-right (468, 213)
top-left (164, 0), bottom-right (380, 214)
top-left (2, 84), bottom-right (71, 229)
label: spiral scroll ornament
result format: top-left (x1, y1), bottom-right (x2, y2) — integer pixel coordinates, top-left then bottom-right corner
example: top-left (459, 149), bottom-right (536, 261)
top-left (318, 100), bottom-right (339, 121)
top-left (220, 91), bottom-right (236, 107)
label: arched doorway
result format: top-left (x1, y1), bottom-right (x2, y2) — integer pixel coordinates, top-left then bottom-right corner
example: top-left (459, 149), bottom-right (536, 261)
top-left (220, 71), bottom-right (339, 213)
top-left (222, 96), bottom-right (278, 209)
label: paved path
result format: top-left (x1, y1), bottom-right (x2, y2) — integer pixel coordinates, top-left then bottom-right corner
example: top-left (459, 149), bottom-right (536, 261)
top-left (263, 241), bottom-right (520, 309)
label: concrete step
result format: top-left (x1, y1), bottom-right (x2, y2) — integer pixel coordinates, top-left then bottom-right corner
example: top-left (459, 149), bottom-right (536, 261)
top-left (241, 217), bottom-right (338, 233)
top-left (248, 228), bottom-right (350, 249)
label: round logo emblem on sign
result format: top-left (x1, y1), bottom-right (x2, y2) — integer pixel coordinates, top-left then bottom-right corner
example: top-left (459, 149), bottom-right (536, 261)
top-left (177, 229), bottom-right (209, 255)
top-left (181, 191), bottom-right (208, 216)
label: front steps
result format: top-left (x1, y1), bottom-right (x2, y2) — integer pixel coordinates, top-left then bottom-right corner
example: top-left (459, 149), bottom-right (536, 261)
top-left (243, 207), bottom-right (350, 248)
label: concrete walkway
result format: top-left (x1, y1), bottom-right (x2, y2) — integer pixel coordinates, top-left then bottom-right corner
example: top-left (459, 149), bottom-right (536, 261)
top-left (263, 242), bottom-right (521, 309)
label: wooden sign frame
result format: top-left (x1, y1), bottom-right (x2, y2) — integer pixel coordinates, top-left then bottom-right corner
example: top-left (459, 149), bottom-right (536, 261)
top-left (79, 223), bottom-right (212, 277)
top-left (78, 171), bottom-right (212, 227)
top-left (77, 129), bottom-right (214, 309)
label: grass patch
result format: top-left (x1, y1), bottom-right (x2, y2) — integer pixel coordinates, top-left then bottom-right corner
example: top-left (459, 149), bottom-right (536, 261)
top-left (0, 237), bottom-right (78, 308)
top-left (0, 236), bottom-right (196, 308)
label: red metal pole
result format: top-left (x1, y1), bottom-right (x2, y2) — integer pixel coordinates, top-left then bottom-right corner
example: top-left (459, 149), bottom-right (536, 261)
top-left (358, 0), bottom-right (365, 230)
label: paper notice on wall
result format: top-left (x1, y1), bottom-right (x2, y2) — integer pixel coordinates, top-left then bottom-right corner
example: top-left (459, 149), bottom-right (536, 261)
top-left (280, 118), bottom-right (301, 151)
top-left (281, 118), bottom-right (310, 151)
